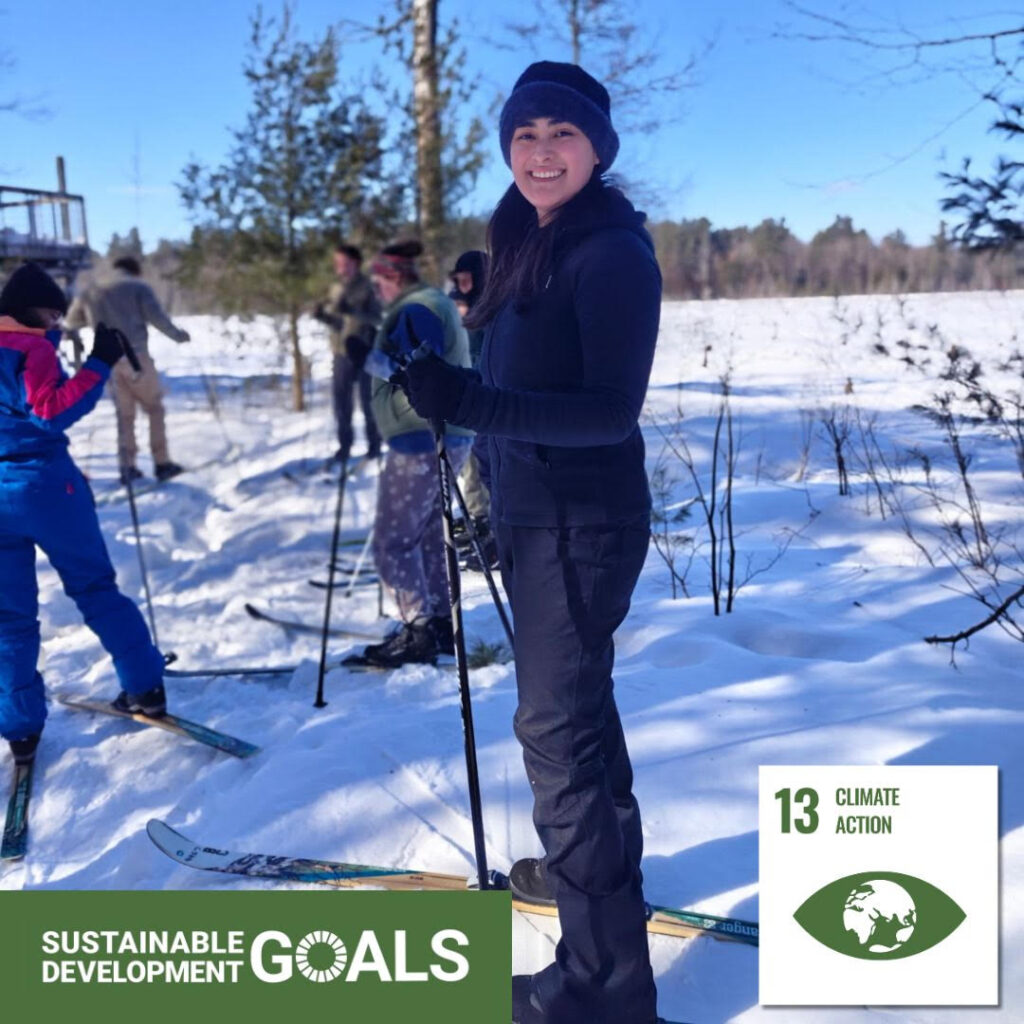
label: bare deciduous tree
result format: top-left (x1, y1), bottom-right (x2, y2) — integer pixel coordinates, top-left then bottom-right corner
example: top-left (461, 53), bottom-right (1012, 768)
top-left (775, 4), bottom-right (1023, 254)
top-left (500, 0), bottom-right (711, 137)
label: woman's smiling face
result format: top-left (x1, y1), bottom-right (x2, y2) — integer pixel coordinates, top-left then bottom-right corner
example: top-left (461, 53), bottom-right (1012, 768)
top-left (510, 117), bottom-right (599, 224)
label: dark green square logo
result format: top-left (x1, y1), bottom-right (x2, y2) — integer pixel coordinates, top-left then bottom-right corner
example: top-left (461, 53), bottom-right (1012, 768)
top-left (0, 890), bottom-right (510, 1022)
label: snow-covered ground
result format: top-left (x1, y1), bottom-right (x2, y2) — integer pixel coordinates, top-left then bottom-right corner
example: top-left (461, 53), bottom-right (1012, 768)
top-left (4, 290), bottom-right (1023, 1023)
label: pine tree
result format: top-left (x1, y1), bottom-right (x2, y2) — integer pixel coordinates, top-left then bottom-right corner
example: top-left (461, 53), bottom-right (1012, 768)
top-left (179, 5), bottom-right (403, 410)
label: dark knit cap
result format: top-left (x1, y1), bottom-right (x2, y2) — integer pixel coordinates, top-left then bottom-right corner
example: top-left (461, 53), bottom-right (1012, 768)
top-left (449, 250), bottom-right (488, 280)
top-left (499, 61), bottom-right (619, 171)
top-left (0, 262), bottom-right (69, 318)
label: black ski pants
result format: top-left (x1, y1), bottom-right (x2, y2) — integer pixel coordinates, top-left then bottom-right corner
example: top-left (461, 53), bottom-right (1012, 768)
top-left (496, 514), bottom-right (657, 1024)
top-left (331, 353), bottom-right (380, 459)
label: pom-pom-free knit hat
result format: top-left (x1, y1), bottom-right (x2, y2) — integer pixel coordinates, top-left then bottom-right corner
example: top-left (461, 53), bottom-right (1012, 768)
top-left (0, 262), bottom-right (69, 318)
top-left (499, 61), bottom-right (619, 171)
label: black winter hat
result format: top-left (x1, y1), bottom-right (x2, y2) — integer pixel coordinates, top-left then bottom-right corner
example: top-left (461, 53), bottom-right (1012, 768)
top-left (449, 249), bottom-right (488, 280)
top-left (0, 262), bottom-right (68, 318)
top-left (499, 61), bottom-right (619, 171)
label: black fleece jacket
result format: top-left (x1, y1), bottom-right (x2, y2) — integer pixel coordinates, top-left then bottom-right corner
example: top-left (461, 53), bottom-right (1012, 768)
top-left (452, 191), bottom-right (661, 527)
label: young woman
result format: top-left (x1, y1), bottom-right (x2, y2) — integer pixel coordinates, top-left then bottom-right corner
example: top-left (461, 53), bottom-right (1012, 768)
top-left (344, 240), bottom-right (473, 668)
top-left (0, 263), bottom-right (167, 766)
top-left (405, 63), bottom-right (663, 1024)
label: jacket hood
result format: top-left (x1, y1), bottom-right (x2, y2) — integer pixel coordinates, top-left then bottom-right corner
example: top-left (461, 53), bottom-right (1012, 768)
top-left (553, 182), bottom-right (653, 255)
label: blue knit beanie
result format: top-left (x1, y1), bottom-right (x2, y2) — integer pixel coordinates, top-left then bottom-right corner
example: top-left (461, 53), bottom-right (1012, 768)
top-left (499, 61), bottom-right (619, 171)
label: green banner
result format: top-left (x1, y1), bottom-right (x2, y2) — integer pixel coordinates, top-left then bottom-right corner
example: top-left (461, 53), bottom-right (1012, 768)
top-left (0, 890), bottom-right (510, 1022)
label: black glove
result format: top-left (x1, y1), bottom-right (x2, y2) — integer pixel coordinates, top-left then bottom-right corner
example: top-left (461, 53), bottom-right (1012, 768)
top-left (313, 302), bottom-right (330, 323)
top-left (405, 353), bottom-right (471, 424)
top-left (90, 323), bottom-right (128, 368)
top-left (344, 334), bottom-right (372, 370)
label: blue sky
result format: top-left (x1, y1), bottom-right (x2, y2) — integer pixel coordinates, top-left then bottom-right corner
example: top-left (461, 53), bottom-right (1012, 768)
top-left (0, 1), bottom-right (1016, 250)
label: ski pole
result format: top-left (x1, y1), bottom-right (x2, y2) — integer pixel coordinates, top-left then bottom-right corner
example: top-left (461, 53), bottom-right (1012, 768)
top-left (442, 450), bottom-right (514, 649)
top-left (368, 307), bottom-right (490, 889)
top-left (124, 474), bottom-right (160, 649)
top-left (432, 419), bottom-right (490, 891)
top-left (314, 454), bottom-right (350, 709)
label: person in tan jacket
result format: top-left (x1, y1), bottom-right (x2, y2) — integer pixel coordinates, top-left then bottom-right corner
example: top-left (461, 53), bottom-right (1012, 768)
top-left (65, 256), bottom-right (190, 483)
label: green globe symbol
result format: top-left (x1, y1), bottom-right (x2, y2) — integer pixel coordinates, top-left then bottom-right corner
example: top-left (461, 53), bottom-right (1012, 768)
top-left (796, 870), bottom-right (965, 959)
top-left (843, 879), bottom-right (916, 953)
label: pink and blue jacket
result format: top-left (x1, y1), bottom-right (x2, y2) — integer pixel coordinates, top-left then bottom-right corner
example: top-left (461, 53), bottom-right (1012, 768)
top-left (0, 316), bottom-right (110, 461)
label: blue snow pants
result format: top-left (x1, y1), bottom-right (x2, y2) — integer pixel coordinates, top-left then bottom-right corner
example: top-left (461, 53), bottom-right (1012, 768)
top-left (495, 514), bottom-right (657, 1024)
top-left (0, 452), bottom-right (165, 740)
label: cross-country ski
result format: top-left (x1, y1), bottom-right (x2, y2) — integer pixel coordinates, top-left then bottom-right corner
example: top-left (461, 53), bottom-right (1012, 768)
top-left (308, 573), bottom-right (380, 590)
top-left (165, 664), bottom-right (302, 679)
top-left (147, 820), bottom-right (757, 945)
top-left (1, 761), bottom-right (33, 860)
top-left (58, 698), bottom-right (260, 759)
top-left (243, 602), bottom-right (382, 639)
top-left (91, 444), bottom-right (240, 505)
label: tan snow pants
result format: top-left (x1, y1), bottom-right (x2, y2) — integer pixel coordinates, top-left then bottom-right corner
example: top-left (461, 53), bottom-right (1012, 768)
top-left (110, 353), bottom-right (170, 469)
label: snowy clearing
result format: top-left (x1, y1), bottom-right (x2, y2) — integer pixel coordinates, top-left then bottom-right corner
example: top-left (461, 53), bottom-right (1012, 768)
top-left (4, 289), bottom-right (1022, 1023)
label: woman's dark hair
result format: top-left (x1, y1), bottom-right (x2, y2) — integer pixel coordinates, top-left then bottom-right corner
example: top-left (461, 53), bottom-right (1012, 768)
top-left (465, 170), bottom-right (626, 330)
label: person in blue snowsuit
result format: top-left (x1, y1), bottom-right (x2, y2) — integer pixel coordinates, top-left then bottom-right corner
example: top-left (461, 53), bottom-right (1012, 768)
top-left (0, 263), bottom-right (167, 767)
top-left (404, 63), bottom-right (663, 1024)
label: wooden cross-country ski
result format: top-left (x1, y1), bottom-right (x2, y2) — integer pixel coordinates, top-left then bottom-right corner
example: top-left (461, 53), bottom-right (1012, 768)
top-left (59, 698), bottom-right (260, 759)
top-left (147, 820), bottom-right (757, 945)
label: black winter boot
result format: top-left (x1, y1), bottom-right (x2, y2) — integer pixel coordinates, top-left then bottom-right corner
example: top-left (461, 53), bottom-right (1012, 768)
top-left (345, 621), bottom-right (438, 668)
top-left (154, 461), bottom-right (184, 482)
top-left (113, 683), bottom-right (167, 717)
top-left (508, 857), bottom-right (556, 906)
top-left (9, 734), bottom-right (40, 766)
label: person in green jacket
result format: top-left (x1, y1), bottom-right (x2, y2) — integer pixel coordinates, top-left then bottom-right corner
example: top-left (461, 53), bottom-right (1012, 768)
top-left (344, 240), bottom-right (473, 668)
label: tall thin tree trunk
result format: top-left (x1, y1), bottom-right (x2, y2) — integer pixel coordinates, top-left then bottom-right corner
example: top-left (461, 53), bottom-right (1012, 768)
top-left (289, 304), bottom-right (304, 413)
top-left (569, 0), bottom-right (581, 64)
top-left (285, 186), bottom-right (305, 412)
top-left (412, 0), bottom-right (443, 283)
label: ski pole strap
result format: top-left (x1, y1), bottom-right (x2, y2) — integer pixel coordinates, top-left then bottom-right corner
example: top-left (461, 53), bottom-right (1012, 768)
top-left (112, 327), bottom-right (142, 373)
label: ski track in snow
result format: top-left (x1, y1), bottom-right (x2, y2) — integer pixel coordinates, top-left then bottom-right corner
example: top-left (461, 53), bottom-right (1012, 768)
top-left (4, 295), bottom-right (1024, 1023)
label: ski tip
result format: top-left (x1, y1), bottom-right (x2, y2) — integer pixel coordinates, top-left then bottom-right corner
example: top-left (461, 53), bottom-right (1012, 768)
top-left (147, 818), bottom-right (188, 850)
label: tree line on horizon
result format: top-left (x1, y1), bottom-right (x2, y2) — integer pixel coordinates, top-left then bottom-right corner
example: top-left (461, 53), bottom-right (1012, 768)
top-left (59, 0), bottom-right (1020, 403)
top-left (4, 4), bottom-right (1018, 314)
top-left (98, 209), bottom-right (1021, 317)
